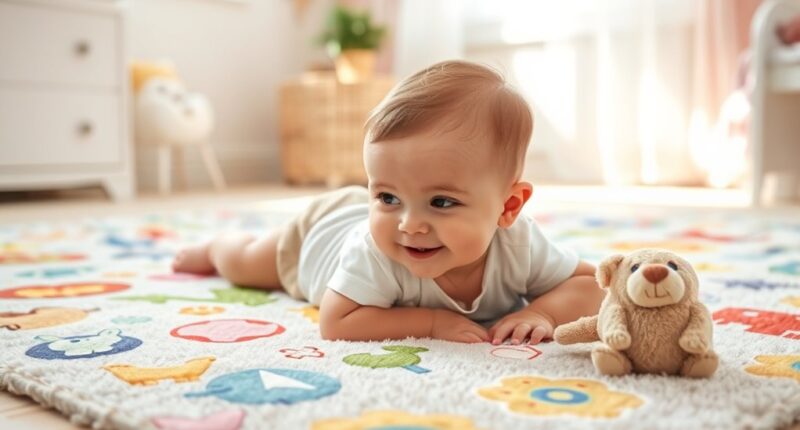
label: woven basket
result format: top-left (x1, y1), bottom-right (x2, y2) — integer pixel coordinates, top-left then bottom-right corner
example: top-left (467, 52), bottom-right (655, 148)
top-left (279, 73), bottom-right (394, 187)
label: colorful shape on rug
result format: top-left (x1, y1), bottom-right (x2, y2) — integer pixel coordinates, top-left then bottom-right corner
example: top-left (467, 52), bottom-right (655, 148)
top-left (15, 266), bottom-right (95, 278)
top-left (770, 261), bottom-right (800, 276)
top-left (744, 355), bottom-right (800, 382)
top-left (478, 376), bottom-right (643, 418)
top-left (26, 328), bottom-right (142, 359)
top-left (0, 251), bottom-right (86, 264)
top-left (279, 346), bottom-right (325, 360)
top-left (0, 282), bottom-right (129, 299)
top-left (489, 345), bottom-right (542, 361)
top-left (0, 307), bottom-right (94, 330)
top-left (291, 306), bottom-right (320, 323)
top-left (711, 279), bottom-right (800, 290)
top-left (610, 240), bottom-right (710, 253)
top-left (111, 316), bottom-right (152, 325)
top-left (782, 296), bottom-right (800, 308)
top-left (179, 306), bottom-right (225, 315)
top-left (116, 287), bottom-right (276, 306)
top-left (311, 410), bottom-right (483, 430)
top-left (152, 408), bottom-right (245, 430)
top-left (104, 356), bottom-right (216, 386)
top-left (149, 273), bottom-right (210, 281)
top-left (712, 307), bottom-right (800, 339)
top-left (170, 319), bottom-right (285, 343)
top-left (344, 345), bottom-right (430, 373)
top-left (185, 369), bottom-right (340, 405)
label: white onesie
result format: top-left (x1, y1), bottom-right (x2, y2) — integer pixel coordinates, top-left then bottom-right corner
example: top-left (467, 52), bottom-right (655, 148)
top-left (297, 204), bottom-right (578, 324)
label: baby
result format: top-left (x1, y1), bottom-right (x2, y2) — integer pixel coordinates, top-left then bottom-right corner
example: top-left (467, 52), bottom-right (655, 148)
top-left (173, 60), bottom-right (604, 345)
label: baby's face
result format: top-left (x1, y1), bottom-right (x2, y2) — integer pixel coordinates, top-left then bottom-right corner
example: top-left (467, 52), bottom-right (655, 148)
top-left (364, 127), bottom-right (508, 279)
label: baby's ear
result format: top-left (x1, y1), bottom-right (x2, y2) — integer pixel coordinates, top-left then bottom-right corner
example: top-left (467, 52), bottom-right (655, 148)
top-left (597, 254), bottom-right (624, 288)
top-left (498, 182), bottom-right (533, 228)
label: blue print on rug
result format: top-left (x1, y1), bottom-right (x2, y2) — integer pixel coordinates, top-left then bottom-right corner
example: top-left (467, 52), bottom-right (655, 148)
top-left (26, 328), bottom-right (142, 359)
top-left (185, 368), bottom-right (341, 405)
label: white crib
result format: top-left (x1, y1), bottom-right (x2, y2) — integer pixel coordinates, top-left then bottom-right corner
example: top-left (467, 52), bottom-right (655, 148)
top-left (749, 0), bottom-right (800, 205)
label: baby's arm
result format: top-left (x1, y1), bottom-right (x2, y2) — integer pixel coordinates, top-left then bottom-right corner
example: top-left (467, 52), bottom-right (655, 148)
top-left (319, 289), bottom-right (489, 343)
top-left (489, 261), bottom-right (604, 344)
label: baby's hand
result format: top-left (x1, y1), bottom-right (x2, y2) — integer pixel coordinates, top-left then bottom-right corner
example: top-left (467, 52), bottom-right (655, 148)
top-left (430, 309), bottom-right (490, 344)
top-left (489, 309), bottom-right (555, 345)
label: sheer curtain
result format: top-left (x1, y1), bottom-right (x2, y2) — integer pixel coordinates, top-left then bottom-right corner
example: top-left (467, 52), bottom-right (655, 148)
top-left (689, 0), bottom-right (762, 188)
top-left (460, 0), bottom-right (759, 187)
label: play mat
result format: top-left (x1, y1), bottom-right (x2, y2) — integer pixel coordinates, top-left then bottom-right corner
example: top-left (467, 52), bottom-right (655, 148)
top-left (0, 201), bottom-right (799, 429)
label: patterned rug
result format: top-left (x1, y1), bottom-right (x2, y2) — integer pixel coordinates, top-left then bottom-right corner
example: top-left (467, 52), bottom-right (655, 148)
top-left (0, 200), bottom-right (799, 430)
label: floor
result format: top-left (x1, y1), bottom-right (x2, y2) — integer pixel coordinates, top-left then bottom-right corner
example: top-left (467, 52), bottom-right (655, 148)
top-left (3, 183), bottom-right (799, 223)
top-left (1, 183), bottom-right (798, 429)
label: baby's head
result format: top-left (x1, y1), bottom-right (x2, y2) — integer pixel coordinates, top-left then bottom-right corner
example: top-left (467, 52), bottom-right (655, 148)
top-left (363, 60), bottom-right (534, 279)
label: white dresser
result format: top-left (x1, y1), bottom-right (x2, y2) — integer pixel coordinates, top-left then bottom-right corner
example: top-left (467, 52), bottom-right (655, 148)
top-left (0, 0), bottom-right (133, 201)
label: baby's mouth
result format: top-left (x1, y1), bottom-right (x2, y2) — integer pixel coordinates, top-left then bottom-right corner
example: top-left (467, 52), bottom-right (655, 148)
top-left (403, 246), bottom-right (443, 259)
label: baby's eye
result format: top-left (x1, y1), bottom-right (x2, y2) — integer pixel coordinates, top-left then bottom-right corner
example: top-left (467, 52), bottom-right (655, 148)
top-left (377, 192), bottom-right (400, 205)
top-left (431, 196), bottom-right (459, 208)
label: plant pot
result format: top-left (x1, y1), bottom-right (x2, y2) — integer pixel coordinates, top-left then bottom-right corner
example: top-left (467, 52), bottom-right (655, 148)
top-left (334, 49), bottom-right (376, 84)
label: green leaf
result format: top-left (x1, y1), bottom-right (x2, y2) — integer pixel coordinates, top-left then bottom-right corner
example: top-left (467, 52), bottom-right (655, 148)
top-left (316, 5), bottom-right (387, 53)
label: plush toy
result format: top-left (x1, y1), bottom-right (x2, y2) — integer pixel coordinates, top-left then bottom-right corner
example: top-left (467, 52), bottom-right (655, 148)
top-left (129, 60), bottom-right (225, 193)
top-left (130, 60), bottom-right (179, 93)
top-left (554, 249), bottom-right (718, 378)
top-left (134, 78), bottom-right (214, 147)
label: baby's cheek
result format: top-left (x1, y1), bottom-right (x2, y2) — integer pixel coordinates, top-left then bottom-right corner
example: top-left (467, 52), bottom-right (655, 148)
top-left (445, 224), bottom-right (493, 259)
top-left (368, 214), bottom-right (393, 248)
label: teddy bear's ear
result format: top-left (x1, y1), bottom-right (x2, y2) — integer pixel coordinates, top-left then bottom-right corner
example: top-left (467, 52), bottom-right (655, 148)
top-left (597, 254), bottom-right (625, 288)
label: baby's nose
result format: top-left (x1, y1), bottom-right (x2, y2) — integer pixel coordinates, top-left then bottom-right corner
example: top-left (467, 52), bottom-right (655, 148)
top-left (398, 212), bottom-right (429, 234)
top-left (643, 265), bottom-right (668, 283)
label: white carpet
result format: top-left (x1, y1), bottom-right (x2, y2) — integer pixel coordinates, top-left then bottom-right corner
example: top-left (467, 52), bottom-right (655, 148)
top-left (0, 203), bottom-right (799, 429)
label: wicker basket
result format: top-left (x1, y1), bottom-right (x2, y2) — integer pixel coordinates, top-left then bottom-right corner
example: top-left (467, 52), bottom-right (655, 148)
top-left (279, 72), bottom-right (394, 187)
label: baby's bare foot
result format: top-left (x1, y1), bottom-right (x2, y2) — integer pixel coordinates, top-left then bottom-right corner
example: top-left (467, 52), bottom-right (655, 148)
top-left (172, 243), bottom-right (215, 274)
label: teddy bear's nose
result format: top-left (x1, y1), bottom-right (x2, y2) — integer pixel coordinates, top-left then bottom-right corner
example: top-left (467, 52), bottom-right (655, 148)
top-left (643, 265), bottom-right (668, 283)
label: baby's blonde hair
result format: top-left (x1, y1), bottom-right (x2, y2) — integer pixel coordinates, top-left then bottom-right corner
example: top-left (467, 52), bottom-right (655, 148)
top-left (365, 60), bottom-right (533, 180)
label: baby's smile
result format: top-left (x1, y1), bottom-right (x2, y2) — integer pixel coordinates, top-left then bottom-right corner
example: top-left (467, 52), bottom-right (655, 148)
top-left (403, 245), bottom-right (444, 259)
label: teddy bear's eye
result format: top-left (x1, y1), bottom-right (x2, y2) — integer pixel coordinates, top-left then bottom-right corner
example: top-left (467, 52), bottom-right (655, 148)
top-left (631, 263), bottom-right (640, 272)
top-left (667, 261), bottom-right (678, 270)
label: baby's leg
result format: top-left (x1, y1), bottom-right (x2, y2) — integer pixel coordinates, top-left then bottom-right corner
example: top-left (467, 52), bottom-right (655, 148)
top-left (172, 227), bottom-right (284, 290)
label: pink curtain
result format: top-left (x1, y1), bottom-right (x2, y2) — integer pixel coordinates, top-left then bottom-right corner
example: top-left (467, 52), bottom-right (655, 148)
top-left (690, 0), bottom-right (762, 187)
top-left (692, 0), bottom-right (761, 120)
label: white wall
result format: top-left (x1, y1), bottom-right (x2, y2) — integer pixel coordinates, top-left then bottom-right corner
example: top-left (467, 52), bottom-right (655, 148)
top-left (129, 0), bottom-right (332, 191)
top-left (393, 0), bottom-right (464, 78)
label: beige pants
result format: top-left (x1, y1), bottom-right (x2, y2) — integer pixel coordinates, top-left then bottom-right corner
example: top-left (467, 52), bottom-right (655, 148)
top-left (275, 186), bottom-right (370, 300)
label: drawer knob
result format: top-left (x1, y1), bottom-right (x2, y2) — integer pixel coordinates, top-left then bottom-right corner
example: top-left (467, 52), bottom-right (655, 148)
top-left (74, 40), bottom-right (91, 57)
top-left (77, 121), bottom-right (94, 136)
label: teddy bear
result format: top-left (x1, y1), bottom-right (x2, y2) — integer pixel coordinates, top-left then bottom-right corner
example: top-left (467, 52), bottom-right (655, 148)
top-left (554, 249), bottom-right (718, 378)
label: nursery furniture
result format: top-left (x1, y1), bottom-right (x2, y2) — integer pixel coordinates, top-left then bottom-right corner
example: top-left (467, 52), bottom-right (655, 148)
top-left (0, 0), bottom-right (134, 201)
top-left (279, 72), bottom-right (393, 187)
top-left (133, 77), bottom-right (225, 195)
top-left (749, 0), bottom-right (800, 205)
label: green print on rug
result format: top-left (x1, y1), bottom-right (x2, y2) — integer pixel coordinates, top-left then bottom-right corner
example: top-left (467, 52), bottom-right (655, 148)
top-left (115, 287), bottom-right (277, 307)
top-left (343, 345), bottom-right (431, 374)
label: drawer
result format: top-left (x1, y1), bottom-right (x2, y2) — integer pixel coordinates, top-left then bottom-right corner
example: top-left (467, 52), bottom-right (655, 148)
top-left (0, 1), bottom-right (118, 87)
top-left (0, 86), bottom-right (122, 166)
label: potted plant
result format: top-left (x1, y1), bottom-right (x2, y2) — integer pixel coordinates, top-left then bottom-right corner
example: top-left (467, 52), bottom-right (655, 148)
top-left (318, 6), bottom-right (386, 84)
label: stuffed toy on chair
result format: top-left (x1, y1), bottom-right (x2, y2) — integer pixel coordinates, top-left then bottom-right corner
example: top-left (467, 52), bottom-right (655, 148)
top-left (554, 249), bottom-right (718, 378)
top-left (130, 60), bottom-right (225, 194)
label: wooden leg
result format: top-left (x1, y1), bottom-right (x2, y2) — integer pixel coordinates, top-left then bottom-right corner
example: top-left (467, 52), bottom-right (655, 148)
top-left (174, 146), bottom-right (187, 191)
top-left (102, 174), bottom-right (134, 202)
top-left (199, 143), bottom-right (226, 191)
top-left (158, 146), bottom-right (172, 195)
